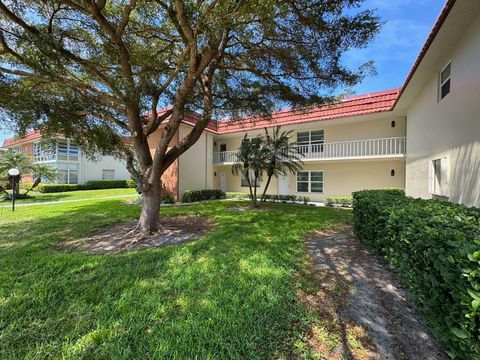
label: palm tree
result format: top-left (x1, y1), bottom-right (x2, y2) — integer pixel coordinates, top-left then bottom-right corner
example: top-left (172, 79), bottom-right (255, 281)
top-left (0, 150), bottom-right (34, 178)
top-left (0, 149), bottom-right (59, 197)
top-left (231, 134), bottom-right (265, 207)
top-left (0, 150), bottom-right (35, 195)
top-left (260, 126), bottom-right (304, 201)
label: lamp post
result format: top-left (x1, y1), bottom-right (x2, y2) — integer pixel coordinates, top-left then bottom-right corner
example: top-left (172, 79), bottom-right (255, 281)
top-left (8, 168), bottom-right (20, 212)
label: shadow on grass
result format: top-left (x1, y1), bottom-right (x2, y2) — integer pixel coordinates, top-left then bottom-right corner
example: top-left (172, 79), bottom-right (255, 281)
top-left (0, 200), bottom-right (350, 359)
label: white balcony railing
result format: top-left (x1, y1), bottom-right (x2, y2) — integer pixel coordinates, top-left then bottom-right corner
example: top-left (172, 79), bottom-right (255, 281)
top-left (213, 137), bottom-right (406, 164)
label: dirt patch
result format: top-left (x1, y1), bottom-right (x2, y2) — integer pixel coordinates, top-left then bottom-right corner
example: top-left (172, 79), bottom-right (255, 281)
top-left (66, 216), bottom-right (212, 254)
top-left (302, 225), bottom-right (448, 360)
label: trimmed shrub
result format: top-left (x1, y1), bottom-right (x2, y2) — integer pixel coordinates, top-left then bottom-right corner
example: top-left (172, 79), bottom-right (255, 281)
top-left (36, 184), bottom-right (83, 193)
top-left (25, 180), bottom-right (137, 193)
top-left (352, 189), bottom-right (480, 359)
top-left (182, 189), bottom-right (225, 203)
top-left (161, 190), bottom-right (176, 204)
top-left (325, 196), bottom-right (353, 208)
top-left (225, 192), bottom-right (250, 200)
top-left (83, 180), bottom-right (136, 189)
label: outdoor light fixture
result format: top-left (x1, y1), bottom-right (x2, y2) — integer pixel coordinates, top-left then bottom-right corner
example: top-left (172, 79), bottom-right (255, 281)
top-left (8, 168), bottom-right (20, 212)
top-left (8, 168), bottom-right (19, 177)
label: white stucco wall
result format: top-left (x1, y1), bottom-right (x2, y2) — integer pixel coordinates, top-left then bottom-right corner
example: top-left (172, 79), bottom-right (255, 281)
top-left (178, 125), bottom-right (214, 196)
top-left (214, 159), bottom-right (405, 202)
top-left (79, 155), bottom-right (131, 184)
top-left (405, 12), bottom-right (480, 207)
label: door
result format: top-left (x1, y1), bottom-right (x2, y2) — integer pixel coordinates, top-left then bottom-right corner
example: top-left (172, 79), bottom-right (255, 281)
top-left (219, 172), bottom-right (227, 192)
top-left (219, 144), bottom-right (227, 162)
top-left (278, 175), bottom-right (290, 195)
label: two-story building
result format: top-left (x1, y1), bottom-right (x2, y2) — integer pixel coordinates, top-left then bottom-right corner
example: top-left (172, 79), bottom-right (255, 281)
top-left (2, 0), bottom-right (479, 207)
top-left (2, 131), bottom-right (131, 184)
top-left (148, 0), bottom-right (479, 207)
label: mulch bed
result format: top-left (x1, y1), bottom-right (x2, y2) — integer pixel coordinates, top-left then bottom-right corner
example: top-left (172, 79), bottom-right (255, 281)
top-left (65, 216), bottom-right (212, 254)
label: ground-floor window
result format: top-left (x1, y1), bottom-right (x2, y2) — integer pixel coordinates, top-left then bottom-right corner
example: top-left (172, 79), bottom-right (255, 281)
top-left (102, 169), bottom-right (115, 181)
top-left (58, 163), bottom-right (79, 184)
top-left (241, 169), bottom-right (260, 187)
top-left (297, 171), bottom-right (323, 193)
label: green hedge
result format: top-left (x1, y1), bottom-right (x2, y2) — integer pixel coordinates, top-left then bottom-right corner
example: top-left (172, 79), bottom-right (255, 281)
top-left (352, 190), bottom-right (480, 359)
top-left (35, 184), bottom-right (84, 193)
top-left (325, 196), bottom-right (353, 208)
top-left (20, 180), bottom-right (137, 193)
top-left (84, 180), bottom-right (136, 189)
top-left (225, 192), bottom-right (250, 200)
top-left (182, 189), bottom-right (225, 203)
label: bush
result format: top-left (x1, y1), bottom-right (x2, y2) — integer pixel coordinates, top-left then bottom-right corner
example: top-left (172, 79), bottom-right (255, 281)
top-left (161, 190), bottom-right (176, 204)
top-left (225, 192), bottom-right (250, 200)
top-left (83, 180), bottom-right (136, 189)
top-left (25, 180), bottom-right (137, 193)
top-left (36, 184), bottom-right (84, 193)
top-left (182, 189), bottom-right (225, 203)
top-left (325, 196), bottom-right (353, 208)
top-left (352, 189), bottom-right (480, 359)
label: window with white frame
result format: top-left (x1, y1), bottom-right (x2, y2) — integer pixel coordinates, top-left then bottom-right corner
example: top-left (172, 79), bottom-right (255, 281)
top-left (297, 130), bottom-right (324, 153)
top-left (57, 139), bottom-right (79, 161)
top-left (241, 169), bottom-right (260, 187)
top-left (58, 163), bottom-right (79, 184)
top-left (439, 62), bottom-right (451, 101)
top-left (429, 157), bottom-right (448, 197)
top-left (297, 171), bottom-right (323, 193)
top-left (33, 142), bottom-right (56, 162)
top-left (102, 169), bottom-right (115, 181)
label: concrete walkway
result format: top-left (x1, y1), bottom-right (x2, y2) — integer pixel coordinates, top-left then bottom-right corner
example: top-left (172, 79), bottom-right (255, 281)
top-left (305, 226), bottom-right (447, 360)
top-left (0, 194), bottom-right (139, 208)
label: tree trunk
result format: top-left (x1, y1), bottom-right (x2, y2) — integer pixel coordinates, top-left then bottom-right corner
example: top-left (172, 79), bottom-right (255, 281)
top-left (138, 185), bottom-right (162, 233)
top-left (261, 174), bottom-right (273, 202)
top-left (253, 175), bottom-right (258, 208)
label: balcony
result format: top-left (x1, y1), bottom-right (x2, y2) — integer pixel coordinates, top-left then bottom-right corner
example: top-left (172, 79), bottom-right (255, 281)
top-left (213, 137), bottom-right (406, 164)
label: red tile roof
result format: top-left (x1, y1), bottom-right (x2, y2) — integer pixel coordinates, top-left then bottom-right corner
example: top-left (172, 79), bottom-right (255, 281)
top-left (216, 89), bottom-right (399, 134)
top-left (2, 130), bottom-right (42, 147)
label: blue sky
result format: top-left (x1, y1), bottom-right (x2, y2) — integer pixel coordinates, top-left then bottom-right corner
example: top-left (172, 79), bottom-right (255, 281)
top-left (343, 0), bottom-right (444, 94)
top-left (0, 0), bottom-right (444, 145)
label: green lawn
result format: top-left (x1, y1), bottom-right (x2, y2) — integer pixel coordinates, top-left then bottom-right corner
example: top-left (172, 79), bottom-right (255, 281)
top-left (1, 188), bottom-right (138, 205)
top-left (0, 194), bottom-right (351, 359)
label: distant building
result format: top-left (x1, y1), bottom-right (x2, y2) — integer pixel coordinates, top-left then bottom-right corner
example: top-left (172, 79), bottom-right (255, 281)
top-left (2, 131), bottom-right (130, 184)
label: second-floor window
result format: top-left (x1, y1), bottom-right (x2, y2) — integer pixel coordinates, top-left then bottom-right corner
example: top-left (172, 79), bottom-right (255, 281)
top-left (33, 142), bottom-right (56, 162)
top-left (439, 62), bottom-right (451, 101)
top-left (57, 139), bottom-right (79, 161)
top-left (297, 130), bottom-right (324, 153)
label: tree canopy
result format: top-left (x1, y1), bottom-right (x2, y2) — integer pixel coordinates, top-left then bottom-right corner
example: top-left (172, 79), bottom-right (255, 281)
top-left (0, 0), bottom-right (380, 231)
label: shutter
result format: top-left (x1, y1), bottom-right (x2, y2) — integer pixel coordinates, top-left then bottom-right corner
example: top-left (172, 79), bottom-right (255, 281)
top-left (427, 160), bottom-right (434, 194)
top-left (441, 157), bottom-right (449, 196)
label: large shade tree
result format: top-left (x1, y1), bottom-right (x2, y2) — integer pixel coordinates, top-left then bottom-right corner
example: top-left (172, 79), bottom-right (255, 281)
top-left (0, 0), bottom-right (379, 232)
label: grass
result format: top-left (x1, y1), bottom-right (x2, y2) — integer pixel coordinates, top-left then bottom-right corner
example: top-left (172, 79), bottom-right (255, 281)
top-left (0, 193), bottom-right (352, 359)
top-left (1, 188), bottom-right (138, 205)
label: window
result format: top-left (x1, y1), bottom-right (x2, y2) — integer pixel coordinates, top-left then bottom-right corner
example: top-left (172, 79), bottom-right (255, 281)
top-left (241, 170), bottom-right (260, 187)
top-left (297, 130), bottom-right (324, 153)
top-left (33, 142), bottom-right (56, 162)
top-left (57, 163), bottom-right (79, 184)
top-left (429, 157), bottom-right (448, 197)
top-left (57, 139), bottom-right (79, 161)
top-left (102, 169), bottom-right (115, 181)
top-left (297, 171), bottom-right (323, 193)
top-left (439, 62), bottom-right (451, 100)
